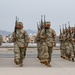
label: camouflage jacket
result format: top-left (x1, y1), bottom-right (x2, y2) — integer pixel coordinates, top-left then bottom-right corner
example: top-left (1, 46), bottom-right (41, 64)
top-left (12, 29), bottom-right (29, 47)
top-left (70, 33), bottom-right (75, 44)
top-left (40, 28), bottom-right (56, 47)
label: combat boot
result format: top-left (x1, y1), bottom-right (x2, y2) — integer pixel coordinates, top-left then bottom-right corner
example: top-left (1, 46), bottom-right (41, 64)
top-left (65, 56), bottom-right (68, 60)
top-left (62, 56), bottom-right (65, 59)
top-left (47, 63), bottom-right (52, 67)
top-left (40, 59), bottom-right (45, 64)
top-left (14, 58), bottom-right (20, 65)
top-left (20, 63), bottom-right (23, 67)
top-left (72, 58), bottom-right (74, 62)
top-left (43, 59), bottom-right (47, 64)
top-left (44, 59), bottom-right (51, 67)
top-left (40, 59), bottom-right (43, 63)
top-left (68, 58), bottom-right (71, 61)
top-left (68, 55), bottom-right (71, 61)
top-left (60, 56), bottom-right (63, 58)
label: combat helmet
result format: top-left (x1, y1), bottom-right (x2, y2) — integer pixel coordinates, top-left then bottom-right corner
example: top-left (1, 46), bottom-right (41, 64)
top-left (17, 22), bottom-right (23, 26)
top-left (17, 22), bottom-right (23, 29)
top-left (46, 21), bottom-right (51, 26)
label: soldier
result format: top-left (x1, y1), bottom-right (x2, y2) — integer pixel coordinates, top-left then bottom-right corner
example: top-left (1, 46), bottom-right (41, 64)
top-left (36, 22), bottom-right (44, 60)
top-left (40, 22), bottom-right (56, 67)
top-left (60, 28), bottom-right (68, 59)
top-left (65, 27), bottom-right (73, 61)
top-left (72, 27), bottom-right (75, 60)
top-left (70, 27), bottom-right (75, 61)
top-left (12, 22), bottom-right (29, 67)
top-left (0, 34), bottom-right (3, 46)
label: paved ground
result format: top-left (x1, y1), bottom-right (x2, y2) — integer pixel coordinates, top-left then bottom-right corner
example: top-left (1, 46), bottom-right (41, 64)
top-left (0, 48), bottom-right (75, 75)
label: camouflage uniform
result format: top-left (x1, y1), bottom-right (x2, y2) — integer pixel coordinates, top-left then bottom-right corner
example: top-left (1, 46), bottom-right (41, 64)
top-left (60, 31), bottom-right (66, 58)
top-left (70, 31), bottom-right (75, 61)
top-left (36, 23), bottom-right (44, 61)
top-left (12, 22), bottom-right (29, 66)
top-left (36, 31), bottom-right (41, 59)
top-left (61, 30), bottom-right (69, 60)
top-left (65, 30), bottom-right (73, 61)
top-left (40, 22), bottom-right (56, 66)
top-left (40, 42), bottom-right (49, 63)
top-left (72, 36), bottom-right (75, 59)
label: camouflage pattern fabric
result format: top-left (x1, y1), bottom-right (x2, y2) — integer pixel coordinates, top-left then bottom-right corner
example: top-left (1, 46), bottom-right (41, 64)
top-left (40, 28), bottom-right (56, 63)
top-left (12, 29), bottom-right (29, 65)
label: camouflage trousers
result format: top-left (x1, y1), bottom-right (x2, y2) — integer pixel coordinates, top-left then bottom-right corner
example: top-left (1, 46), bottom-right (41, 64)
top-left (37, 42), bottom-right (41, 58)
top-left (48, 47), bottom-right (53, 63)
top-left (37, 47), bottom-right (42, 59)
top-left (61, 44), bottom-right (66, 58)
top-left (14, 44), bottom-right (26, 64)
top-left (40, 42), bottom-right (49, 62)
top-left (72, 43), bottom-right (75, 58)
top-left (66, 42), bottom-right (74, 59)
top-left (60, 43), bottom-right (65, 57)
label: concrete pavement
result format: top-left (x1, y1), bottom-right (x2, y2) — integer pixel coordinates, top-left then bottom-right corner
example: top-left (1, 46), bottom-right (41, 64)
top-left (0, 48), bottom-right (75, 75)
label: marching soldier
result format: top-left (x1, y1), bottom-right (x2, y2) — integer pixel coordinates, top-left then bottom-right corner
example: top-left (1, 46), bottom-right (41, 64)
top-left (36, 22), bottom-right (44, 60)
top-left (60, 24), bottom-right (75, 61)
top-left (12, 22), bottom-right (29, 67)
top-left (62, 27), bottom-right (69, 60)
top-left (70, 28), bottom-right (75, 61)
top-left (36, 15), bottom-right (45, 61)
top-left (65, 27), bottom-right (73, 61)
top-left (59, 25), bottom-right (67, 59)
top-left (40, 22), bottom-right (56, 67)
top-left (72, 27), bottom-right (75, 59)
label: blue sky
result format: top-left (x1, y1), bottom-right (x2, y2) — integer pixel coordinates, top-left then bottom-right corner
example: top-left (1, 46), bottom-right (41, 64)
top-left (0, 0), bottom-right (75, 35)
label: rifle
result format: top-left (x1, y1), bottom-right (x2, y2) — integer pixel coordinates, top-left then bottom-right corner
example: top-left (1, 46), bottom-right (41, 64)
top-left (59, 25), bottom-right (61, 36)
top-left (37, 22), bottom-right (40, 31)
top-left (40, 15), bottom-right (43, 31)
top-left (59, 25), bottom-right (62, 42)
top-left (68, 21), bottom-right (71, 38)
top-left (44, 15), bottom-right (46, 35)
top-left (65, 23), bottom-right (68, 37)
top-left (14, 16), bottom-right (18, 36)
top-left (73, 24), bottom-right (75, 39)
top-left (13, 16), bottom-right (18, 42)
top-left (62, 24), bottom-right (64, 34)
